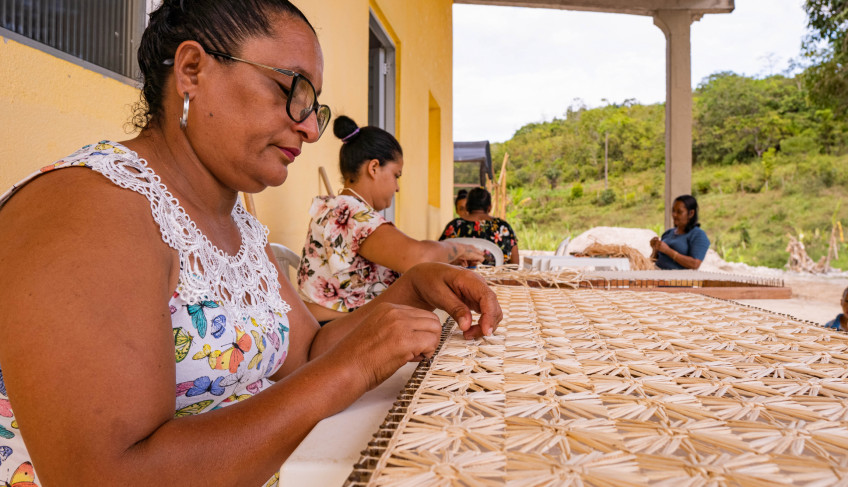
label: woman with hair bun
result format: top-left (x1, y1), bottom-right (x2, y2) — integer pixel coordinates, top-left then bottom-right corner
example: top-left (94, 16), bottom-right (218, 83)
top-left (650, 194), bottom-right (711, 270)
top-left (0, 2), bottom-right (500, 485)
top-left (440, 187), bottom-right (520, 265)
top-left (297, 116), bottom-right (485, 321)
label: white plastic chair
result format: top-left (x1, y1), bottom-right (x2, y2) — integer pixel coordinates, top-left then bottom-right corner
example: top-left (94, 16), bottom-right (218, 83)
top-left (270, 243), bottom-right (301, 282)
top-left (449, 237), bottom-right (504, 266)
top-left (554, 237), bottom-right (571, 256)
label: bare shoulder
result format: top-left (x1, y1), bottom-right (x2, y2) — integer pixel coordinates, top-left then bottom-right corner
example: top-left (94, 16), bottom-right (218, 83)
top-left (0, 166), bottom-right (176, 312)
top-left (0, 166), bottom-right (169, 258)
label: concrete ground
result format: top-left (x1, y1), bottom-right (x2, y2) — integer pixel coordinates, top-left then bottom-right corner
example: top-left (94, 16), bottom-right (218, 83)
top-left (734, 274), bottom-right (847, 326)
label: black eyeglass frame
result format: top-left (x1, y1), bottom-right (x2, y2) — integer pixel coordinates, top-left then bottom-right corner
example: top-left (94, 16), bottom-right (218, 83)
top-left (205, 49), bottom-right (330, 137)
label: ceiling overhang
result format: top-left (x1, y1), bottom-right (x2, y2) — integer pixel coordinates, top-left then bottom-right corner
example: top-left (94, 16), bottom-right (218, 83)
top-left (452, 0), bottom-right (734, 17)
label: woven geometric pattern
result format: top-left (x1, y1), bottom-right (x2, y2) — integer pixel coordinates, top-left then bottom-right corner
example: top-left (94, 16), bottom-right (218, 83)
top-left (347, 287), bottom-right (848, 486)
top-left (584, 269), bottom-right (785, 288)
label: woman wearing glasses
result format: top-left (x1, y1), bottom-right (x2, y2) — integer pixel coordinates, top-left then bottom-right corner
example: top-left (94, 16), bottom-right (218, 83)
top-left (297, 116), bottom-right (485, 323)
top-left (0, 1), bottom-right (500, 486)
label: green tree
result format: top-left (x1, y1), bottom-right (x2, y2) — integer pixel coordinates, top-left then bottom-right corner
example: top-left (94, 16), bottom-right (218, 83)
top-left (802, 0), bottom-right (848, 118)
top-left (694, 73), bottom-right (807, 164)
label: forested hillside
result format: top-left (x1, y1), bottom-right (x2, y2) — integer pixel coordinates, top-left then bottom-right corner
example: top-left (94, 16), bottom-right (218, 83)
top-left (476, 72), bottom-right (848, 269)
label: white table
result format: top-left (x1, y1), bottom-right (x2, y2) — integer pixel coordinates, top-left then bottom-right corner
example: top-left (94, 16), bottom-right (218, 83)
top-left (522, 255), bottom-right (631, 271)
top-left (277, 362), bottom-right (417, 486)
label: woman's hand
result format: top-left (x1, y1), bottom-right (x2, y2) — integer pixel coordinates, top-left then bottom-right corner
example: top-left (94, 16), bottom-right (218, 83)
top-left (450, 243), bottom-right (485, 267)
top-left (402, 262), bottom-right (502, 340)
top-left (650, 236), bottom-right (661, 251)
top-left (330, 303), bottom-right (443, 390)
top-left (307, 263), bottom-right (501, 387)
top-left (650, 237), bottom-right (674, 256)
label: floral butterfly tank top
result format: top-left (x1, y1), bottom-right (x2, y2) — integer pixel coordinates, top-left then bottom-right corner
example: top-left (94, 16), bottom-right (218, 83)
top-left (0, 142), bottom-right (291, 487)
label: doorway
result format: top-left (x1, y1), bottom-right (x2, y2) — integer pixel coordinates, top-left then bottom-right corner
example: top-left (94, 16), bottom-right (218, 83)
top-left (368, 11), bottom-right (397, 221)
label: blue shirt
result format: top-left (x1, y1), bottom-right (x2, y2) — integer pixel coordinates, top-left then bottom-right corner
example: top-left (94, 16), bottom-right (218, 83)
top-left (825, 314), bottom-right (844, 331)
top-left (656, 226), bottom-right (710, 270)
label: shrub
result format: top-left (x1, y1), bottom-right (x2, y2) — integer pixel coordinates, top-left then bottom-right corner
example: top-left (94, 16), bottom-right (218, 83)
top-left (694, 178), bottom-right (711, 195)
top-left (570, 183), bottom-right (584, 199)
top-left (769, 209), bottom-right (787, 222)
top-left (781, 132), bottom-right (819, 156)
top-left (761, 148), bottom-right (776, 185)
top-left (597, 188), bottom-right (616, 206)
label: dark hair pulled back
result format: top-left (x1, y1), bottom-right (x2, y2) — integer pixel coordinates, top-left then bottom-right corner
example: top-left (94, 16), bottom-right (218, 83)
top-left (454, 189), bottom-right (468, 206)
top-left (674, 194), bottom-right (700, 233)
top-left (132, 0), bottom-right (314, 131)
top-left (333, 115), bottom-right (403, 183)
top-left (465, 187), bottom-right (492, 213)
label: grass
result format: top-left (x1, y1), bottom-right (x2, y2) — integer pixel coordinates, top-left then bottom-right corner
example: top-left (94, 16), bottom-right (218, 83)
top-left (508, 153), bottom-right (848, 270)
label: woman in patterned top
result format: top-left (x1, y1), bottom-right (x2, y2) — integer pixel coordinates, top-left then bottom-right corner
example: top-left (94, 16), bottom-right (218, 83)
top-left (298, 116), bottom-right (484, 322)
top-left (0, 2), bottom-right (501, 486)
top-left (440, 187), bottom-right (520, 265)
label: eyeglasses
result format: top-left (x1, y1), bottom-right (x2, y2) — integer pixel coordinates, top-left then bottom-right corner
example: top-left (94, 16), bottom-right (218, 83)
top-left (206, 50), bottom-right (331, 138)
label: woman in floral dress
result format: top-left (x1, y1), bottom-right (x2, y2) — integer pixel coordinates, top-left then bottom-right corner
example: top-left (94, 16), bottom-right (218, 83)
top-left (297, 116), bottom-right (484, 322)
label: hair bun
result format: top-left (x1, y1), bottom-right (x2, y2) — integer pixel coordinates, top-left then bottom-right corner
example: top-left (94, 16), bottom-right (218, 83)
top-left (333, 115), bottom-right (360, 141)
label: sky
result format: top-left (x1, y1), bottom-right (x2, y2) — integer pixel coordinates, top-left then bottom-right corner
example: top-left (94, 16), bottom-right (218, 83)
top-left (453, 0), bottom-right (809, 142)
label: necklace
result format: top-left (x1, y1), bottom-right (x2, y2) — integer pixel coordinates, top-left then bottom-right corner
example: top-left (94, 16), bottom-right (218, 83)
top-left (339, 187), bottom-right (373, 209)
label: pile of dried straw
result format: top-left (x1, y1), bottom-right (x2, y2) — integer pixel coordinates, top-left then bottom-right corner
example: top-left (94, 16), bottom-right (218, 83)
top-left (575, 242), bottom-right (657, 271)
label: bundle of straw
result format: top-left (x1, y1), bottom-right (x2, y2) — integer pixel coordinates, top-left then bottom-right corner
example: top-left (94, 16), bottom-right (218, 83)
top-left (575, 242), bottom-right (657, 271)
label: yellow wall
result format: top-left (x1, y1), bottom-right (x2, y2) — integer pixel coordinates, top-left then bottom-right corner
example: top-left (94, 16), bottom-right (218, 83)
top-left (259, 0), bottom-right (455, 249)
top-left (1, 0), bottom-right (455, 251)
top-left (0, 35), bottom-right (140, 189)
top-left (428, 93), bottom-right (443, 239)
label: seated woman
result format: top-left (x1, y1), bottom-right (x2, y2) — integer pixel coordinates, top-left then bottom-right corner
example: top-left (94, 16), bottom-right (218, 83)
top-left (439, 187), bottom-right (520, 265)
top-left (650, 194), bottom-right (710, 270)
top-left (0, 3), bottom-right (500, 485)
top-left (824, 286), bottom-right (848, 332)
top-left (298, 116), bottom-right (484, 321)
top-left (454, 189), bottom-right (469, 218)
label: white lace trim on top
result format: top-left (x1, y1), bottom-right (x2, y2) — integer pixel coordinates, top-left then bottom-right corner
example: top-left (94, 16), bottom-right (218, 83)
top-left (85, 144), bottom-right (291, 327)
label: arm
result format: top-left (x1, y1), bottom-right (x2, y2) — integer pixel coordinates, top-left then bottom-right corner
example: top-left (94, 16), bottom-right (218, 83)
top-left (305, 263), bottom-right (503, 359)
top-left (504, 221), bottom-right (520, 265)
top-left (508, 242), bottom-right (520, 265)
top-left (0, 171), bottom-right (443, 486)
top-left (358, 223), bottom-right (484, 273)
top-left (660, 244), bottom-right (702, 269)
top-left (654, 235), bottom-right (703, 270)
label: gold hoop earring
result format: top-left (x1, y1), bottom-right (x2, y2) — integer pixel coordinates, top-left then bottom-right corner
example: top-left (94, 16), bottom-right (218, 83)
top-left (179, 92), bottom-right (190, 130)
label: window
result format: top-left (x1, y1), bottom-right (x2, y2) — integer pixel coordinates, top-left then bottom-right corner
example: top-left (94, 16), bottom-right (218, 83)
top-left (368, 11), bottom-right (397, 221)
top-left (0, 0), bottom-right (147, 81)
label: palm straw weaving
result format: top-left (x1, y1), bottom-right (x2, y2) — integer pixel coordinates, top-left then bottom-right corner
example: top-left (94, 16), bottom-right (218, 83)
top-left (346, 286), bottom-right (848, 486)
top-left (581, 270), bottom-right (784, 288)
top-left (475, 266), bottom-right (789, 299)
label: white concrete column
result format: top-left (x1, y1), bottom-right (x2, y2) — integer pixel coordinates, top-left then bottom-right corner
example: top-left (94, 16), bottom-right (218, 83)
top-left (654, 10), bottom-right (697, 229)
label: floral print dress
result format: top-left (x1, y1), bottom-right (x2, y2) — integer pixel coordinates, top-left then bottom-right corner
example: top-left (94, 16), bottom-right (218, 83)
top-left (0, 142), bottom-right (291, 487)
top-left (297, 195), bottom-right (399, 312)
top-left (440, 217), bottom-right (518, 265)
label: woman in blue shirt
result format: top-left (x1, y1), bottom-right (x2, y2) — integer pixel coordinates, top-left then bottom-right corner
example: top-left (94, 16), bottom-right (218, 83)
top-left (650, 194), bottom-right (710, 270)
top-left (824, 286), bottom-right (848, 332)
